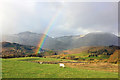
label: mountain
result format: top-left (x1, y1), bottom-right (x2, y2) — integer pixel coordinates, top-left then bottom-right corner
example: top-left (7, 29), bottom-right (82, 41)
top-left (2, 31), bottom-right (119, 50)
top-left (72, 32), bottom-right (118, 48)
top-left (56, 32), bottom-right (118, 49)
top-left (2, 31), bottom-right (66, 50)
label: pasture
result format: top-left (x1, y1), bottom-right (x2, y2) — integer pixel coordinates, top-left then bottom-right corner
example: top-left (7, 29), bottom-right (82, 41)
top-left (2, 57), bottom-right (118, 78)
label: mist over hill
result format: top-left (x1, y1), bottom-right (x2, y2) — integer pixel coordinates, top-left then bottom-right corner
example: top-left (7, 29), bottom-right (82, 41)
top-left (2, 31), bottom-right (67, 50)
top-left (55, 32), bottom-right (118, 49)
top-left (2, 31), bottom-right (119, 50)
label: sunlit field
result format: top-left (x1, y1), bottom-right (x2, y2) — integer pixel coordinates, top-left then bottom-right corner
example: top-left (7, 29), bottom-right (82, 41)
top-left (2, 57), bottom-right (118, 78)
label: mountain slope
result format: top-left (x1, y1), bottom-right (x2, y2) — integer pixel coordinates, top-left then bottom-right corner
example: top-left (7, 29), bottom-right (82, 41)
top-left (72, 32), bottom-right (118, 48)
top-left (2, 31), bottom-right (66, 50)
top-left (2, 32), bottom-right (119, 50)
top-left (56, 32), bottom-right (118, 49)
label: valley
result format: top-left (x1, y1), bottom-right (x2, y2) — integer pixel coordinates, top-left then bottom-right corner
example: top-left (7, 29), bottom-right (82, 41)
top-left (1, 32), bottom-right (120, 78)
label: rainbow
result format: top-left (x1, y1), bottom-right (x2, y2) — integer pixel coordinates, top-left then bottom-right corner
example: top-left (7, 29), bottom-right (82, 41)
top-left (35, 6), bottom-right (63, 54)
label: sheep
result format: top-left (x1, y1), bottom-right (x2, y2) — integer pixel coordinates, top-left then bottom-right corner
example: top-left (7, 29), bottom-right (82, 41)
top-left (39, 62), bottom-right (43, 64)
top-left (59, 63), bottom-right (65, 68)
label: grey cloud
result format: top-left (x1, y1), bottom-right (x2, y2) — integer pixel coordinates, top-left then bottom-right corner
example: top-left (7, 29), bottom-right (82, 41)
top-left (1, 1), bottom-right (118, 37)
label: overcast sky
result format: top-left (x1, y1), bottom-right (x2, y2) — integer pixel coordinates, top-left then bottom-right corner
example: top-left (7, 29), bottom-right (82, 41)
top-left (0, 0), bottom-right (118, 37)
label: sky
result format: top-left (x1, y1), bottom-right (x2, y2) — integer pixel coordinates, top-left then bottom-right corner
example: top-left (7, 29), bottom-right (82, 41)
top-left (0, 0), bottom-right (118, 37)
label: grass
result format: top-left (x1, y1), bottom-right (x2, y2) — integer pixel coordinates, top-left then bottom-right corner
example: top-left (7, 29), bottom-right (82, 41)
top-left (66, 52), bottom-right (89, 57)
top-left (81, 56), bottom-right (109, 60)
top-left (9, 57), bottom-right (76, 62)
top-left (2, 57), bottom-right (118, 78)
top-left (64, 52), bottom-right (110, 61)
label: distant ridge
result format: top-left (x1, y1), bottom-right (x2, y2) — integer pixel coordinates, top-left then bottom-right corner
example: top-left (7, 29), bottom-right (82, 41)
top-left (2, 31), bottom-right (119, 50)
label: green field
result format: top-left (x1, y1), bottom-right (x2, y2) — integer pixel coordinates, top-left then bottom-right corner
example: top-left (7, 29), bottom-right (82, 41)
top-left (14, 57), bottom-right (76, 62)
top-left (65, 52), bottom-right (109, 60)
top-left (2, 57), bottom-right (118, 78)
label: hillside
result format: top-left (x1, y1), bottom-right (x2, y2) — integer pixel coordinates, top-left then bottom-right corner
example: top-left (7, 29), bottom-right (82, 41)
top-left (108, 50), bottom-right (120, 63)
top-left (54, 46), bottom-right (120, 63)
top-left (2, 42), bottom-right (36, 58)
top-left (62, 46), bottom-right (118, 54)
top-left (1, 42), bottom-right (57, 58)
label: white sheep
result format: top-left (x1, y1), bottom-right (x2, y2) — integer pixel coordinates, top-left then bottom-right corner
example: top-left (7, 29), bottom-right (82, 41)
top-left (59, 63), bottom-right (65, 68)
top-left (39, 62), bottom-right (43, 64)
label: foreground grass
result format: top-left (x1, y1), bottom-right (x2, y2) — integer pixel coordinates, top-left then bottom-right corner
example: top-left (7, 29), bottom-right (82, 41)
top-left (2, 57), bottom-right (118, 78)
